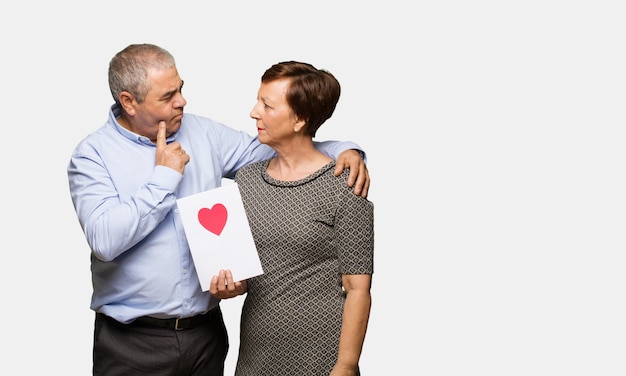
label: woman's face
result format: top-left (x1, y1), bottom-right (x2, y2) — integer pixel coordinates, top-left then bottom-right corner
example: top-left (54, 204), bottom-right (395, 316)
top-left (250, 78), bottom-right (303, 146)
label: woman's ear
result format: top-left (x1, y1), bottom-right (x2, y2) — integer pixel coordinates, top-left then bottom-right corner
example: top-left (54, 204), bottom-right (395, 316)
top-left (294, 119), bottom-right (306, 133)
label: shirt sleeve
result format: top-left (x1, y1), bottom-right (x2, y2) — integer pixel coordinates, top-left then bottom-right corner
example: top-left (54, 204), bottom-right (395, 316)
top-left (314, 140), bottom-right (367, 163)
top-left (68, 146), bottom-right (182, 262)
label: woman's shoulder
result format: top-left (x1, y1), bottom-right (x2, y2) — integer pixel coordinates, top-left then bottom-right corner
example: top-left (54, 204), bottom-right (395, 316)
top-left (237, 159), bottom-right (271, 178)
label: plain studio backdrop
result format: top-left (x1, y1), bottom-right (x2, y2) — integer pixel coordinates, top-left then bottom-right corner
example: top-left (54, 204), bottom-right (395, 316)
top-left (1, 1), bottom-right (624, 375)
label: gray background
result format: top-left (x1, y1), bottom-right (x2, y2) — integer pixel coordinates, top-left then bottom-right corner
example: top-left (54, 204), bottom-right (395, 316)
top-left (2, 1), bottom-right (624, 375)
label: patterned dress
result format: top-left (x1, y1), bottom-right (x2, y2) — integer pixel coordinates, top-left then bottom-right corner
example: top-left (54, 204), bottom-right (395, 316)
top-left (234, 159), bottom-right (374, 376)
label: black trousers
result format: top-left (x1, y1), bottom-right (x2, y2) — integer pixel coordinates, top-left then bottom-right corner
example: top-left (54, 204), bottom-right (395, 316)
top-left (93, 307), bottom-right (228, 376)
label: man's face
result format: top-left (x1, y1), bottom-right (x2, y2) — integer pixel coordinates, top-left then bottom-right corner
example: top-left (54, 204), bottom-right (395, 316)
top-left (131, 66), bottom-right (187, 143)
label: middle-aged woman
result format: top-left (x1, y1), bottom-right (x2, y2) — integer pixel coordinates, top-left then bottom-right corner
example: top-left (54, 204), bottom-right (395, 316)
top-left (211, 61), bottom-right (374, 376)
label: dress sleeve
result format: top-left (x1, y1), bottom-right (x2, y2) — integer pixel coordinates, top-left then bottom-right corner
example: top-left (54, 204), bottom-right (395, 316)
top-left (335, 185), bottom-right (374, 275)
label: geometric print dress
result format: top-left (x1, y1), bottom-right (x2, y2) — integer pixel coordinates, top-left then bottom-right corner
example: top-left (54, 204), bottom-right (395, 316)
top-left (234, 159), bottom-right (374, 376)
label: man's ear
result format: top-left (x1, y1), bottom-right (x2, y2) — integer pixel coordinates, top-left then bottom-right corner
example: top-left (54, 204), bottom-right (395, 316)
top-left (119, 91), bottom-right (136, 116)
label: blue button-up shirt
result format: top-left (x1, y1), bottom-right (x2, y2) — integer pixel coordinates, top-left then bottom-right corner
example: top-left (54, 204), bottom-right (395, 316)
top-left (68, 104), bottom-right (361, 323)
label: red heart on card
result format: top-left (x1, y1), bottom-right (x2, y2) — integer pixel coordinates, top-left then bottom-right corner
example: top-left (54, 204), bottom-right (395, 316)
top-left (197, 204), bottom-right (228, 236)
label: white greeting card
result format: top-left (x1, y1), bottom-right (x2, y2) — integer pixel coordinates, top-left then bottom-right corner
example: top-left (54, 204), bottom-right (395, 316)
top-left (176, 183), bottom-right (263, 291)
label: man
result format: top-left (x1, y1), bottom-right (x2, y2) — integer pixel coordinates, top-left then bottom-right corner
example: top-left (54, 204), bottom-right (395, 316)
top-left (67, 43), bottom-right (370, 376)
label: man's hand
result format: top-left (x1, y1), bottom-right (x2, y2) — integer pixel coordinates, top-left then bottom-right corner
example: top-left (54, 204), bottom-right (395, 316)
top-left (335, 149), bottom-right (370, 198)
top-left (209, 269), bottom-right (248, 300)
top-left (155, 121), bottom-right (190, 173)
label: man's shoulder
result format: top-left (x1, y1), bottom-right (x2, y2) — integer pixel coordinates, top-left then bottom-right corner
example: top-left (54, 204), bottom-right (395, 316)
top-left (73, 123), bottom-right (115, 149)
top-left (181, 113), bottom-right (221, 126)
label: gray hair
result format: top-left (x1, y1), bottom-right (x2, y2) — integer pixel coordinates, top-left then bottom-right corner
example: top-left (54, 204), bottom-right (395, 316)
top-left (108, 44), bottom-right (176, 104)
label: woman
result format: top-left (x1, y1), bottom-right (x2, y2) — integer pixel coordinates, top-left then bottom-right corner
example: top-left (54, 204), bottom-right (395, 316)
top-left (212, 61), bottom-right (374, 376)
